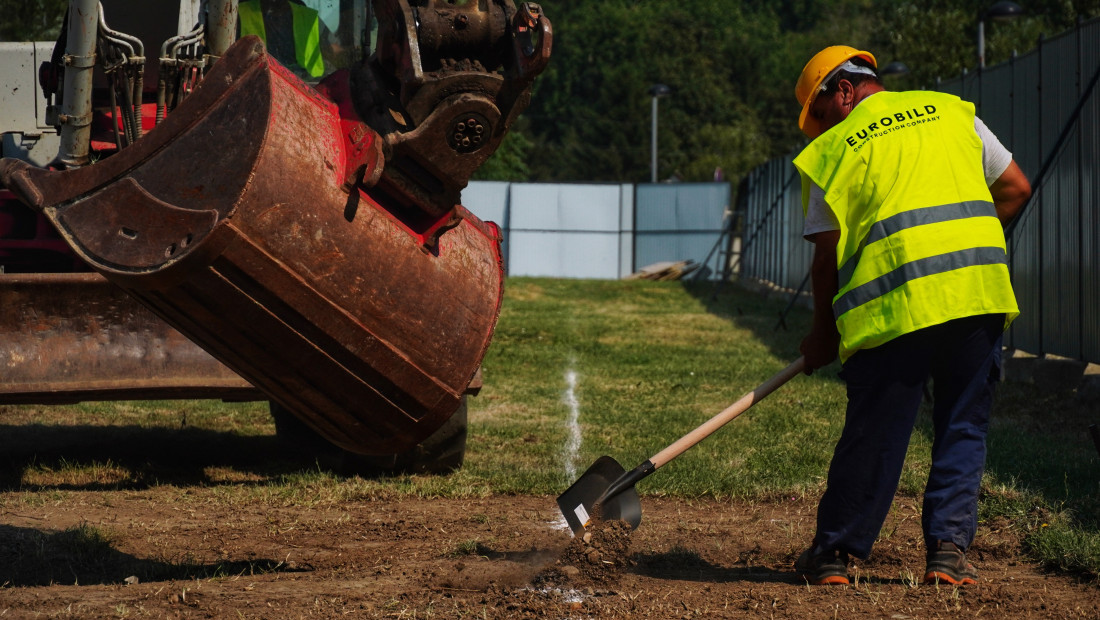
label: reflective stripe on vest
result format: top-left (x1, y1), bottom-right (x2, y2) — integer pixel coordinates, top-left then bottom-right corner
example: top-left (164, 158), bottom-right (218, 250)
top-left (836, 200), bottom-right (997, 290)
top-left (238, 1), bottom-right (324, 78)
top-left (793, 90), bottom-right (1018, 361)
top-left (834, 245), bottom-right (1007, 317)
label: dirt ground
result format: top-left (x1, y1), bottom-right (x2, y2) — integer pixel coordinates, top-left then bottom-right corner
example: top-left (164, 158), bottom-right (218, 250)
top-left (2, 489), bottom-right (1098, 619)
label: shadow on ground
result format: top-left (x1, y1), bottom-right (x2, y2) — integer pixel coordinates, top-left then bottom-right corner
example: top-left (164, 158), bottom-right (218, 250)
top-left (680, 279), bottom-right (811, 367)
top-left (632, 550), bottom-right (791, 584)
top-left (0, 523), bottom-right (300, 587)
top-left (0, 423), bottom-right (349, 492)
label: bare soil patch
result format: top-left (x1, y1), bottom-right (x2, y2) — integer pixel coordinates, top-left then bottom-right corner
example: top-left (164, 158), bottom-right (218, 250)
top-left (2, 490), bottom-right (1098, 618)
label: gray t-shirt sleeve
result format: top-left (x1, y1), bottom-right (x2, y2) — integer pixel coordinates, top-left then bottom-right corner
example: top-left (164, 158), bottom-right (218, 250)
top-left (801, 116), bottom-right (1014, 238)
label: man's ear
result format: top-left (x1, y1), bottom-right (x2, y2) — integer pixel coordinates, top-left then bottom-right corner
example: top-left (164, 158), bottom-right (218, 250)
top-left (836, 79), bottom-right (855, 106)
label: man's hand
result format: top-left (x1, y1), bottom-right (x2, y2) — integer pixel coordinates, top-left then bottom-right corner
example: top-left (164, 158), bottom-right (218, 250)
top-left (801, 325), bottom-right (840, 375)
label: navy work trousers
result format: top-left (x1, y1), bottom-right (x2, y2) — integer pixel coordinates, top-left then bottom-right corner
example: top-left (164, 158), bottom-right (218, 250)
top-left (814, 313), bottom-right (1004, 559)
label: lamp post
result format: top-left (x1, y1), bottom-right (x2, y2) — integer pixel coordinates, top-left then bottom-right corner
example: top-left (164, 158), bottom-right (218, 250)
top-left (647, 83), bottom-right (671, 183)
top-left (978, 1), bottom-right (1023, 68)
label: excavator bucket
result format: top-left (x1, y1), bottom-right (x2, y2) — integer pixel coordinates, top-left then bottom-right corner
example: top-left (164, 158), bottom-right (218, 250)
top-left (0, 36), bottom-right (505, 456)
top-left (0, 272), bottom-right (260, 404)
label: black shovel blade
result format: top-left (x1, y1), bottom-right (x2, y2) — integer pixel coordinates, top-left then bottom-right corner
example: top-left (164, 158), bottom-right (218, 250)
top-left (556, 455), bottom-right (643, 535)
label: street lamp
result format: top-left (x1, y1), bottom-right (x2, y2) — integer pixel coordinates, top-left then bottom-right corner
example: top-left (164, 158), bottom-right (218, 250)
top-left (978, 1), bottom-right (1023, 68)
top-left (648, 83), bottom-right (671, 183)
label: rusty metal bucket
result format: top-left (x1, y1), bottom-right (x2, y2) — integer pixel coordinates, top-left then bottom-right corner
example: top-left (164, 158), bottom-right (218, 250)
top-left (0, 272), bottom-right (260, 404)
top-left (0, 37), bottom-right (504, 456)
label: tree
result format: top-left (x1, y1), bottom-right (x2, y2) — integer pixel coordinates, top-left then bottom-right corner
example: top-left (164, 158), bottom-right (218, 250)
top-left (523, 0), bottom-right (801, 183)
top-left (0, 0), bottom-right (67, 42)
top-left (872, 0), bottom-right (1099, 88)
top-left (472, 130), bottom-right (533, 181)
top-left (513, 0), bottom-right (1099, 183)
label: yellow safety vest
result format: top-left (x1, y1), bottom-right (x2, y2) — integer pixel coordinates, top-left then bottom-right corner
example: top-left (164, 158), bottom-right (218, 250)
top-left (793, 90), bottom-right (1018, 362)
top-left (238, 0), bottom-right (324, 78)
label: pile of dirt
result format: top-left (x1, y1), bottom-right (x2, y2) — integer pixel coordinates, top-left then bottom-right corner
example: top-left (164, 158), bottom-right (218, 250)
top-left (544, 518), bottom-right (634, 584)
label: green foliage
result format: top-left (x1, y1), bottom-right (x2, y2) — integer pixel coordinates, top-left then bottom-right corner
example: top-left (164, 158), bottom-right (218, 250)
top-left (873, 0), bottom-right (1095, 88)
top-left (472, 128), bottom-right (533, 181)
top-left (0, 0), bottom-right (67, 42)
top-left (526, 0), bottom-right (800, 183)
top-left (512, 0), bottom-right (1099, 183)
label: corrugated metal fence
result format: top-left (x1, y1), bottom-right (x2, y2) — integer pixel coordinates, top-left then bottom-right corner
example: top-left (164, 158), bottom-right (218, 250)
top-left (737, 158), bottom-right (809, 293)
top-left (462, 181), bottom-right (731, 280)
top-left (737, 16), bottom-right (1100, 364)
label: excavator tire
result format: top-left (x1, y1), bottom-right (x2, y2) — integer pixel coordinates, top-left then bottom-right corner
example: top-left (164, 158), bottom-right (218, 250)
top-left (269, 398), bottom-right (468, 476)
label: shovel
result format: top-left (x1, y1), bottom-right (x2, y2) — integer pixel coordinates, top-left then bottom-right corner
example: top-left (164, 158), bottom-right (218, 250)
top-left (556, 356), bottom-right (806, 535)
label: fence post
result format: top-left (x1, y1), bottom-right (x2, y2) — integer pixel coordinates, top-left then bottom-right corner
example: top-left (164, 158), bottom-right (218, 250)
top-left (1036, 32), bottom-right (1045, 355)
top-left (1007, 49), bottom-right (1017, 350)
top-left (1076, 16), bottom-right (1084, 360)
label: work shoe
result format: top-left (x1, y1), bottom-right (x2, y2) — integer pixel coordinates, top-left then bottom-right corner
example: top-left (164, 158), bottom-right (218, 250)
top-left (795, 546), bottom-right (850, 585)
top-left (924, 541), bottom-right (979, 585)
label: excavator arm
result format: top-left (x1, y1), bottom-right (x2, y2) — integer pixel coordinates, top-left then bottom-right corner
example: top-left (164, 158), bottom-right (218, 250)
top-left (0, 0), bottom-right (552, 459)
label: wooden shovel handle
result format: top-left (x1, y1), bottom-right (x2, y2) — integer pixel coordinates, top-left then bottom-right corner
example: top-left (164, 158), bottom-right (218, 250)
top-left (648, 357), bottom-right (806, 470)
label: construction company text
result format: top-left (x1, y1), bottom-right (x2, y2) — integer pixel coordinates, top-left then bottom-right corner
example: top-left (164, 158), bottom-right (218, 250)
top-left (846, 104), bottom-right (940, 152)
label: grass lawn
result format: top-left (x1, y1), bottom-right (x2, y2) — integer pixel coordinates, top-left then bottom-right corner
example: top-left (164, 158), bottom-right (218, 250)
top-left (472, 278), bottom-right (1100, 579)
top-left (2, 277), bottom-right (1097, 579)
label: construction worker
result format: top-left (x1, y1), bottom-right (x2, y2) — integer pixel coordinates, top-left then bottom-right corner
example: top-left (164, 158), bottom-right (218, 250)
top-left (791, 46), bottom-right (1032, 586)
top-left (238, 0), bottom-right (326, 80)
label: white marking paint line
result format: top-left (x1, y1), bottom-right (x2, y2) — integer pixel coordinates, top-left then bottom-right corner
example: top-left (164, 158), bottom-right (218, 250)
top-left (550, 514), bottom-right (572, 532)
top-left (525, 586), bottom-right (586, 604)
top-left (562, 367), bottom-right (582, 481)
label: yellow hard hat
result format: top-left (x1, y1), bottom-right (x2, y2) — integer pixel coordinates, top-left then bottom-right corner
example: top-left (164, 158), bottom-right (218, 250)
top-left (795, 46), bottom-right (877, 138)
